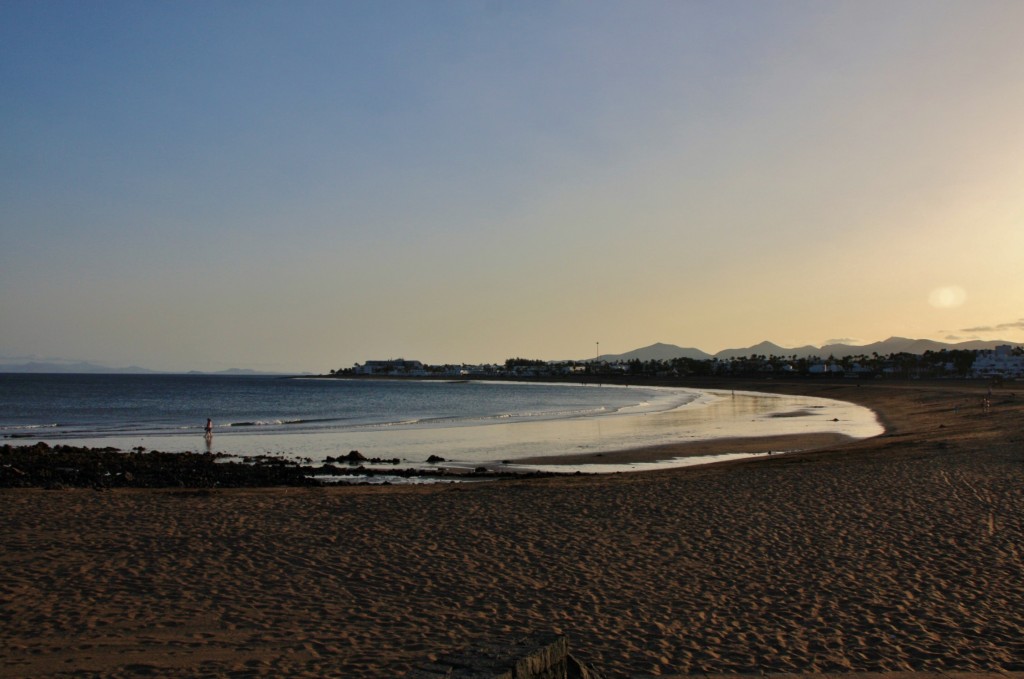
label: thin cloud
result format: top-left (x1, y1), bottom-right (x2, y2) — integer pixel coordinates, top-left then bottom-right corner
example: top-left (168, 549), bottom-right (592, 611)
top-left (960, 319), bottom-right (1024, 333)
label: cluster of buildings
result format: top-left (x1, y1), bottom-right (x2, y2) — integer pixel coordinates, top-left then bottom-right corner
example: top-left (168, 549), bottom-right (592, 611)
top-left (343, 345), bottom-right (1024, 381)
top-left (351, 359), bottom-right (429, 376)
top-left (347, 359), bottom-right (590, 378)
top-left (971, 345), bottom-right (1024, 379)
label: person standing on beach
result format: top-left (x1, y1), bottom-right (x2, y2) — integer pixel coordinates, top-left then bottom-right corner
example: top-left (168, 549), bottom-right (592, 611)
top-left (204, 418), bottom-right (213, 437)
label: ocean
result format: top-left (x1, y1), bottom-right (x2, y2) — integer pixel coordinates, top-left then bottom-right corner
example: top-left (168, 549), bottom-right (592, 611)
top-left (0, 374), bottom-right (883, 473)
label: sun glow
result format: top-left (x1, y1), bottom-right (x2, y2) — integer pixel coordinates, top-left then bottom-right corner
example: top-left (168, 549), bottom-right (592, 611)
top-left (928, 286), bottom-right (967, 309)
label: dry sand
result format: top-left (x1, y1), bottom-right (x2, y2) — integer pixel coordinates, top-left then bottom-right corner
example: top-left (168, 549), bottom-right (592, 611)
top-left (2, 379), bottom-right (1022, 678)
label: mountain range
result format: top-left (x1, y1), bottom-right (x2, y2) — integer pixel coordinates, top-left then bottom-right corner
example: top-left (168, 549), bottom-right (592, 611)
top-left (0, 361), bottom-right (158, 374)
top-left (595, 337), bottom-right (1019, 363)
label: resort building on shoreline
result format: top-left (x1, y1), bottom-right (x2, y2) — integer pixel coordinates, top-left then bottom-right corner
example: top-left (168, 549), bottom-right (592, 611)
top-left (971, 345), bottom-right (1024, 379)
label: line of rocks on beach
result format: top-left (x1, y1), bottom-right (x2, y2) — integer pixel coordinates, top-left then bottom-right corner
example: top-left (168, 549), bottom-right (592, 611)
top-left (0, 443), bottom-right (561, 489)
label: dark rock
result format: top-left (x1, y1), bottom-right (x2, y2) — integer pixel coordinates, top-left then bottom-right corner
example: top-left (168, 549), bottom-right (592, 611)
top-left (0, 443), bottom-right (570, 489)
top-left (427, 455), bottom-right (446, 463)
top-left (0, 444), bottom-right (327, 489)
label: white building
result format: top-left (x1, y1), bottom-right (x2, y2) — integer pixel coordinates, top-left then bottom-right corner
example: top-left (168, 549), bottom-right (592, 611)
top-left (972, 345), bottom-right (1024, 378)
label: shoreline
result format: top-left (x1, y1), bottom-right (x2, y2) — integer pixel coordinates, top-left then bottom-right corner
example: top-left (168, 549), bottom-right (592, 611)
top-left (2, 378), bottom-right (1022, 677)
top-left (1, 378), bottom-right (884, 478)
top-left (517, 430), bottom-right (857, 466)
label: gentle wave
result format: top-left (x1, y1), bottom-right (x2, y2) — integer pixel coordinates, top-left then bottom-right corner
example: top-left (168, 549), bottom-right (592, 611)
top-left (0, 423), bottom-right (59, 431)
top-left (222, 415), bottom-right (368, 429)
top-left (215, 400), bottom-right (645, 435)
top-left (228, 420), bottom-right (285, 428)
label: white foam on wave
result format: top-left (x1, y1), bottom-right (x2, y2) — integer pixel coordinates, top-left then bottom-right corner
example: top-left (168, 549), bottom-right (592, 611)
top-left (1, 423), bottom-right (58, 431)
top-left (612, 387), bottom-right (705, 416)
top-left (227, 419), bottom-right (288, 428)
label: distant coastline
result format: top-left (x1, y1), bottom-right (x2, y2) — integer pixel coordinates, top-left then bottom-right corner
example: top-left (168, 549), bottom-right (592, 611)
top-left (3, 335), bottom-right (1019, 375)
top-left (0, 361), bottom-right (297, 376)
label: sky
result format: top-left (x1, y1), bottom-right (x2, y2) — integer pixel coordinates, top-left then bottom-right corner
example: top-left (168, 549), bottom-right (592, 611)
top-left (2, 1), bottom-right (1024, 373)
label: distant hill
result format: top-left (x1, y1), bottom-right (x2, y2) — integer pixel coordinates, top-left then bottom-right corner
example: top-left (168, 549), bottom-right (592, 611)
top-left (594, 337), bottom-right (1019, 363)
top-left (598, 342), bottom-right (713, 362)
top-left (714, 341), bottom-right (821, 360)
top-left (818, 336), bottom-right (1012, 358)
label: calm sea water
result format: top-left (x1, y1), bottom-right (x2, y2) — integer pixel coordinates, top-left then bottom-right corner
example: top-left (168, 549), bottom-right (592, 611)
top-left (0, 374), bottom-right (883, 472)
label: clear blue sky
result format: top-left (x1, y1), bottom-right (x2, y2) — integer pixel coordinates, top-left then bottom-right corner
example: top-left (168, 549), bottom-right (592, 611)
top-left (3, 1), bottom-right (1023, 372)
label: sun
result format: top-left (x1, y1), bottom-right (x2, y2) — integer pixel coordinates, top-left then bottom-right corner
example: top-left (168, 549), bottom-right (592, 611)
top-left (928, 286), bottom-right (967, 309)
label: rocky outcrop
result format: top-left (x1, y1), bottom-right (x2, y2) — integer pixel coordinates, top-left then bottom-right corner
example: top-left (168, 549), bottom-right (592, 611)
top-left (0, 443), bottom-right (567, 488)
top-left (406, 633), bottom-right (602, 679)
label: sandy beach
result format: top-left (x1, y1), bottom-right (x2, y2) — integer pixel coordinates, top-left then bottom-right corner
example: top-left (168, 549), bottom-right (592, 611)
top-left (2, 379), bottom-right (1022, 678)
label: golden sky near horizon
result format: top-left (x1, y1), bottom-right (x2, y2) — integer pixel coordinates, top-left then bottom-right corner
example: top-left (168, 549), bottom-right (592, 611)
top-left (2, 2), bottom-right (1023, 372)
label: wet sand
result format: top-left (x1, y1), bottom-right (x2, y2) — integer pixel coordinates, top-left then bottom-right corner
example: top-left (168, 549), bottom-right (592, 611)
top-left (2, 379), bottom-right (1022, 677)
top-left (518, 431), bottom-right (856, 466)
